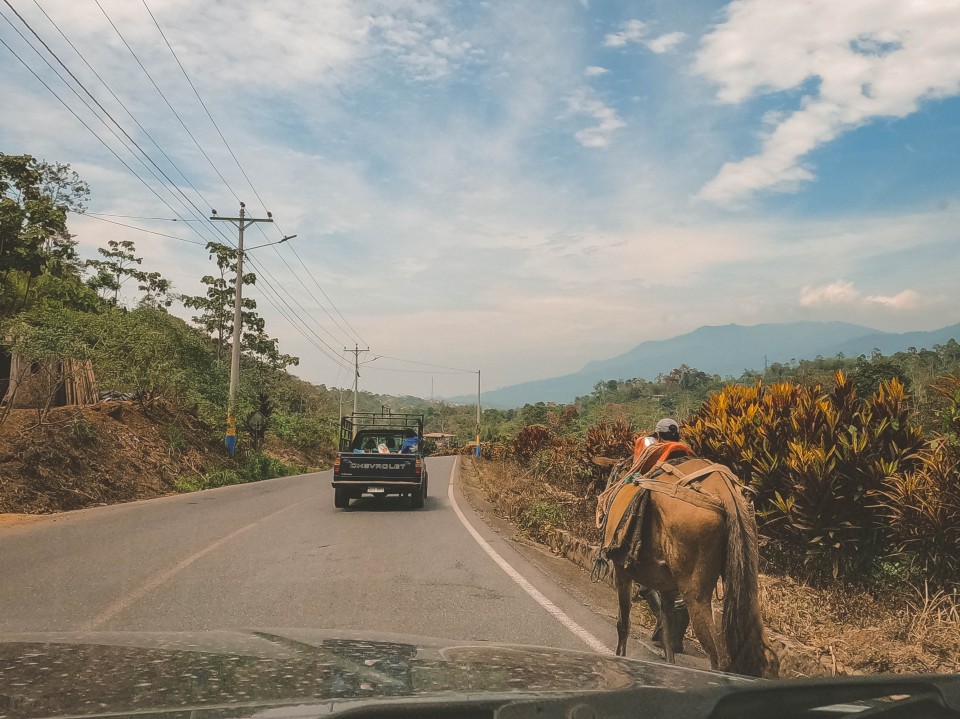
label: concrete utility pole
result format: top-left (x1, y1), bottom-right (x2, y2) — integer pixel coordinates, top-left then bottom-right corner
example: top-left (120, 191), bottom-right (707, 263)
top-left (210, 203), bottom-right (294, 453)
top-left (344, 344), bottom-right (370, 420)
top-left (476, 369), bottom-right (481, 458)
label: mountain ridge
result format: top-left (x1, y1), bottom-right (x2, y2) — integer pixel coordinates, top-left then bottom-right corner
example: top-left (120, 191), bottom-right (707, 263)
top-left (455, 320), bottom-right (960, 408)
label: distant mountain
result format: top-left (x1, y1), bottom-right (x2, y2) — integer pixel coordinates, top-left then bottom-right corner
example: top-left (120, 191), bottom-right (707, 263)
top-left (454, 321), bottom-right (960, 409)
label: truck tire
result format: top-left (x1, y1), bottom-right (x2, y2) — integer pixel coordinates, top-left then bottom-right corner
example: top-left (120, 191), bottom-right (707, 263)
top-left (411, 483), bottom-right (425, 509)
top-left (334, 487), bottom-right (349, 509)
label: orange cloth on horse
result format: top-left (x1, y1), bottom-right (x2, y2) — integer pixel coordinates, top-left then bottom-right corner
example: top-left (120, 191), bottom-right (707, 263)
top-left (629, 439), bottom-right (695, 476)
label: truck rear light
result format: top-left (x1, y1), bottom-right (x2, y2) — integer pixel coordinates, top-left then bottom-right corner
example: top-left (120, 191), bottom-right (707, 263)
top-left (334, 457), bottom-right (341, 472)
top-left (415, 458), bottom-right (423, 475)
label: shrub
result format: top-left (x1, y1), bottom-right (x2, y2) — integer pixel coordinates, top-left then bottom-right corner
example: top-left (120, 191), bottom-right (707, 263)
top-left (70, 417), bottom-right (96, 445)
top-left (512, 424), bottom-right (557, 464)
top-left (877, 377), bottom-right (960, 590)
top-left (519, 501), bottom-right (566, 532)
top-left (175, 453), bottom-right (303, 492)
top-left (684, 372), bottom-right (924, 582)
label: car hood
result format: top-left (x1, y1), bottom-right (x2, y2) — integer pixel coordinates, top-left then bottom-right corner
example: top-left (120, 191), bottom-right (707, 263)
top-left (0, 629), bottom-right (752, 718)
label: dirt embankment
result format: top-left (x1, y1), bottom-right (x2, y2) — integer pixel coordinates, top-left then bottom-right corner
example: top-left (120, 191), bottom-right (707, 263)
top-left (0, 401), bottom-right (215, 514)
top-left (466, 457), bottom-right (960, 678)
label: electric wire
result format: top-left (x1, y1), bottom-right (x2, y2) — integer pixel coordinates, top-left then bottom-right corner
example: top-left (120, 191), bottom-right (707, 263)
top-left (140, 0), bottom-right (267, 213)
top-left (86, 212), bottom-right (200, 221)
top-left (82, 214), bottom-right (205, 244)
top-left (5, 3), bottom-right (359, 377)
top-left (368, 354), bottom-right (477, 373)
top-left (138, 1), bottom-right (368, 349)
top-left (0, 22), bottom-right (210, 238)
top-left (32, 0), bottom-right (224, 226)
top-left (1, 1), bottom-right (235, 252)
top-left (92, 0), bottom-right (242, 203)
top-left (0, 9), bottom-right (351, 374)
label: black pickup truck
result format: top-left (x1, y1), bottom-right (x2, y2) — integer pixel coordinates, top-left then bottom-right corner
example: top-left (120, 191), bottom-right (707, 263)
top-left (331, 412), bottom-right (428, 509)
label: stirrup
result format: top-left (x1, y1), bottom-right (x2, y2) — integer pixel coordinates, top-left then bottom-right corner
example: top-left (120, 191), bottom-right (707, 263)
top-left (590, 555), bottom-right (610, 583)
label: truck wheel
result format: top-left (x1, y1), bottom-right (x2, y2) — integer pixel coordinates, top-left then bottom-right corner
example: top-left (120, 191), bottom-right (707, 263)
top-left (411, 484), bottom-right (425, 509)
top-left (334, 488), bottom-right (349, 509)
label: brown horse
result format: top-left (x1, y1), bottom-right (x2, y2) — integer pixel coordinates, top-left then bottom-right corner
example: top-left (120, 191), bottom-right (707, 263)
top-left (597, 457), bottom-right (778, 678)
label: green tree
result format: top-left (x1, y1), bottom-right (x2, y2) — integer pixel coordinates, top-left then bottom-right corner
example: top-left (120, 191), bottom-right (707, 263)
top-left (182, 242), bottom-right (257, 361)
top-left (0, 154), bottom-right (89, 314)
top-left (85, 239), bottom-right (172, 308)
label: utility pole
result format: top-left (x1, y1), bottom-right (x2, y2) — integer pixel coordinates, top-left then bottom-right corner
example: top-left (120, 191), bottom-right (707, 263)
top-left (475, 369), bottom-right (481, 459)
top-left (344, 344), bottom-right (369, 420)
top-left (209, 203), bottom-right (294, 454)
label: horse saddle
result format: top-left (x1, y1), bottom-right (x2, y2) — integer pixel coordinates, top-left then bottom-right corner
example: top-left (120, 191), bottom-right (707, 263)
top-left (599, 458), bottom-right (730, 562)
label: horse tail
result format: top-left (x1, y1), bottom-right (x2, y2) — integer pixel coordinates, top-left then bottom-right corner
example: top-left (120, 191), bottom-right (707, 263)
top-left (717, 472), bottom-right (777, 677)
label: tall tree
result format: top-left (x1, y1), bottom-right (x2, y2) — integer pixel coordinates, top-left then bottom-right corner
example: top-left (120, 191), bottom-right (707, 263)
top-left (0, 154), bottom-right (87, 272)
top-left (183, 242), bottom-right (257, 361)
top-left (85, 239), bottom-right (173, 308)
top-left (0, 154), bottom-right (89, 313)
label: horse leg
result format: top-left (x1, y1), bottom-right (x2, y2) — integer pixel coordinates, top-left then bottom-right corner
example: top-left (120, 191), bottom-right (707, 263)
top-left (614, 565), bottom-right (633, 657)
top-left (682, 589), bottom-right (723, 670)
top-left (659, 591), bottom-right (678, 663)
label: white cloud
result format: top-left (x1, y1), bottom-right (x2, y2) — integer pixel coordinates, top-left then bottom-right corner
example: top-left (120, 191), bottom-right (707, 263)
top-left (800, 281), bottom-right (921, 310)
top-left (695, 0), bottom-right (960, 204)
top-left (603, 20), bottom-right (684, 53)
top-left (584, 65), bottom-right (609, 77)
top-left (646, 32), bottom-right (686, 54)
top-left (866, 289), bottom-right (921, 310)
top-left (799, 281), bottom-right (861, 307)
top-left (603, 19), bottom-right (647, 48)
top-left (566, 88), bottom-right (625, 148)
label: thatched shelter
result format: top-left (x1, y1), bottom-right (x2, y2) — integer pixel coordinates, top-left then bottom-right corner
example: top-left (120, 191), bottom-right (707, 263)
top-left (0, 349), bottom-right (97, 408)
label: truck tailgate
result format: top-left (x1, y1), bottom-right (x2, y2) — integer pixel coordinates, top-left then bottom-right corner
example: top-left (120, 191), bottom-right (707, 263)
top-left (335, 454), bottom-right (418, 481)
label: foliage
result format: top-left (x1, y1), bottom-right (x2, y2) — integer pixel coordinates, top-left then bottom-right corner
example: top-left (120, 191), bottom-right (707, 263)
top-left (683, 372), bottom-right (925, 582)
top-left (0, 154), bottom-right (87, 279)
top-left (175, 452), bottom-right (304, 492)
top-left (877, 376), bottom-right (960, 589)
top-left (86, 239), bottom-right (172, 308)
top-left (270, 410), bottom-right (336, 452)
top-left (182, 242), bottom-right (257, 361)
top-left (511, 424), bottom-right (557, 464)
top-left (518, 501), bottom-right (566, 532)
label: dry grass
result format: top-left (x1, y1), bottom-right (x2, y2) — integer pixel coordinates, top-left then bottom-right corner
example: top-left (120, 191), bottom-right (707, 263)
top-left (473, 456), bottom-right (960, 677)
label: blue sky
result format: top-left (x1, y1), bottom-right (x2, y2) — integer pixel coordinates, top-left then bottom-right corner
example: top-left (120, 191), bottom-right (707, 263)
top-left (2, 0), bottom-right (959, 396)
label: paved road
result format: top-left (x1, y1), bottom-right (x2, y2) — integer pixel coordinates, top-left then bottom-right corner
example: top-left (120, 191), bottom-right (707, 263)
top-left (0, 457), bottom-right (640, 656)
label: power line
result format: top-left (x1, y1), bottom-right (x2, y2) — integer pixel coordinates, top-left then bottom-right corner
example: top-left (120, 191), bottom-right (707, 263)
top-left (114, 2), bottom-right (365, 355)
top-left (369, 354), bottom-right (477, 373)
top-left (1, 1), bottom-right (234, 250)
top-left (32, 0), bottom-right (221, 224)
top-left (92, 0), bottom-right (242, 203)
top-left (286, 241), bottom-right (369, 346)
top-left (0, 20), bottom-right (205, 232)
top-left (138, 2), bottom-right (368, 349)
top-left (86, 212), bottom-right (201, 221)
top-left (140, 0), bottom-right (266, 213)
top-left (81, 213), bottom-right (205, 244)
top-left (3, 3), bottom-right (353, 376)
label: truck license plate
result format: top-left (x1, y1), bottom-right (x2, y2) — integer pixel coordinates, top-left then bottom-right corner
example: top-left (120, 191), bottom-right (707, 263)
top-left (368, 487), bottom-right (385, 494)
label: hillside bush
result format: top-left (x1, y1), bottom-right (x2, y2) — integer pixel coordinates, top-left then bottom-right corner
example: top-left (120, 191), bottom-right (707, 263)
top-left (683, 372), bottom-right (925, 582)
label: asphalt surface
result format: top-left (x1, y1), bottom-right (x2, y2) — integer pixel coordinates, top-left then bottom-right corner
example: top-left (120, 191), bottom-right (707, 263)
top-left (0, 456), bottom-right (652, 657)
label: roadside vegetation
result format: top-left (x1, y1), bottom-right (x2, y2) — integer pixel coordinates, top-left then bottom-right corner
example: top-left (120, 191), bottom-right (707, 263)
top-left (0, 153), bottom-right (476, 512)
top-left (465, 353), bottom-right (960, 675)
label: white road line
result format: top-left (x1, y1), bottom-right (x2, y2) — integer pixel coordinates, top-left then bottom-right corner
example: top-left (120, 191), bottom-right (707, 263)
top-left (446, 457), bottom-right (612, 655)
top-left (82, 495), bottom-right (313, 630)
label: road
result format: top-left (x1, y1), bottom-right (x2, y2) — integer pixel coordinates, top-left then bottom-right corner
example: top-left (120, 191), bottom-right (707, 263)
top-left (0, 456), bottom-right (652, 657)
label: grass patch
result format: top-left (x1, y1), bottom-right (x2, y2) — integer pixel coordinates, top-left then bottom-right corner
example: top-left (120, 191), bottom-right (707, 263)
top-left (176, 452), bottom-right (304, 493)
